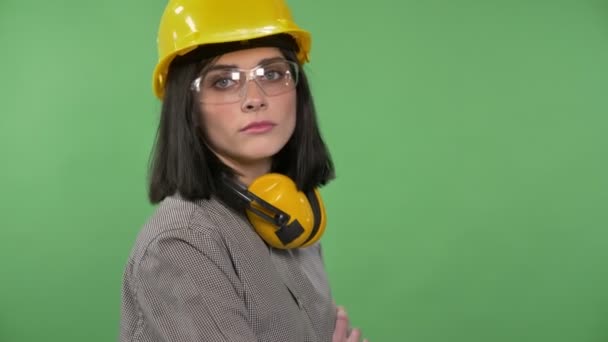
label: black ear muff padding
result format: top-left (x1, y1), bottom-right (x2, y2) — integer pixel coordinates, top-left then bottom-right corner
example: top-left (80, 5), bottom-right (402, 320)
top-left (303, 190), bottom-right (322, 245)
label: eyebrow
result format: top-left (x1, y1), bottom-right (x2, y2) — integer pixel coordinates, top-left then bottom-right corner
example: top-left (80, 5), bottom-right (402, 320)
top-left (207, 57), bottom-right (287, 71)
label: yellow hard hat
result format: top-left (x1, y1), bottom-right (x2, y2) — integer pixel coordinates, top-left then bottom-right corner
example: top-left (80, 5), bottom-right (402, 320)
top-left (152, 0), bottom-right (312, 99)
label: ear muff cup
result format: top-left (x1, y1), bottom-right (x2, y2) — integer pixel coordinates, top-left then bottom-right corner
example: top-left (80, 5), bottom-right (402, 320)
top-left (244, 173), bottom-right (326, 249)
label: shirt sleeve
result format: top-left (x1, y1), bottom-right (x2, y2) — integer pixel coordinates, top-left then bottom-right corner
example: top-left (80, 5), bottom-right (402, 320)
top-left (132, 228), bottom-right (258, 342)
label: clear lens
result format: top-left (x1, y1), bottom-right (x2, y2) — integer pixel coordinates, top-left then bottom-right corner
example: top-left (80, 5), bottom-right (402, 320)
top-left (191, 60), bottom-right (299, 104)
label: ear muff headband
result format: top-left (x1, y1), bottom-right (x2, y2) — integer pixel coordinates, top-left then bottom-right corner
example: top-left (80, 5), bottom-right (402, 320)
top-left (221, 175), bottom-right (291, 228)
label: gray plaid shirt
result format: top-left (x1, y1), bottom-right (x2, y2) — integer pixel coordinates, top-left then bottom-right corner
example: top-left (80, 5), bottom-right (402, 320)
top-left (119, 195), bottom-right (337, 341)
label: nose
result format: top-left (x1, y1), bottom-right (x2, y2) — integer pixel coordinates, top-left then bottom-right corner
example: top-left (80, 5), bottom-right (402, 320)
top-left (241, 81), bottom-right (268, 112)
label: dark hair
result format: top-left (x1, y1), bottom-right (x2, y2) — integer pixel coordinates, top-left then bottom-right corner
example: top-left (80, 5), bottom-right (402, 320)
top-left (148, 34), bottom-right (335, 204)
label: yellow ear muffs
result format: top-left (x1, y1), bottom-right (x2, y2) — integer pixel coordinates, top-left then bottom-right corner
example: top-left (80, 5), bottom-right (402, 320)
top-left (243, 173), bottom-right (326, 249)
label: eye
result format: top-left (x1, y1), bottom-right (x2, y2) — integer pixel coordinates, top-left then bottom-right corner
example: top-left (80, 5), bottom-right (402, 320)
top-left (263, 69), bottom-right (284, 81)
top-left (204, 70), bottom-right (241, 90)
top-left (213, 77), bottom-right (236, 89)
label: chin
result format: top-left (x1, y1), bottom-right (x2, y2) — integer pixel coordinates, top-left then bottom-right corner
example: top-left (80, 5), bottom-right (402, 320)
top-left (242, 143), bottom-right (285, 160)
top-left (244, 149), bottom-right (281, 161)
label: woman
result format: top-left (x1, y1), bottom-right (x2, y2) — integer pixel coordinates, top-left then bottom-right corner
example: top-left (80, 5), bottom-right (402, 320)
top-left (119, 1), bottom-right (366, 341)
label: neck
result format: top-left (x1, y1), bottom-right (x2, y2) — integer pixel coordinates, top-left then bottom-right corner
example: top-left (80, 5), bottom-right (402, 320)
top-left (235, 160), bottom-right (272, 186)
top-left (217, 154), bottom-right (272, 186)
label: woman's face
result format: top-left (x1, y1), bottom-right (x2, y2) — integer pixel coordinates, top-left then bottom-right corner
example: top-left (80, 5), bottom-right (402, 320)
top-left (198, 47), bottom-right (297, 174)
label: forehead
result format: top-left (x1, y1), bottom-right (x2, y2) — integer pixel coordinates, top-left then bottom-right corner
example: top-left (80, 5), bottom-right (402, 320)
top-left (212, 47), bottom-right (284, 68)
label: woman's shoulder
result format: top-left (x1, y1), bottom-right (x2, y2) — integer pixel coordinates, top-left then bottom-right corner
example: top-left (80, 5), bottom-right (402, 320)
top-left (126, 194), bottom-right (237, 263)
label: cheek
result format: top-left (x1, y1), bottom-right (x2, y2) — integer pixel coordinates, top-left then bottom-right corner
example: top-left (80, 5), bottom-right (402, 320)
top-left (198, 105), bottom-right (235, 147)
top-left (286, 111), bottom-right (296, 138)
top-left (282, 94), bottom-right (297, 132)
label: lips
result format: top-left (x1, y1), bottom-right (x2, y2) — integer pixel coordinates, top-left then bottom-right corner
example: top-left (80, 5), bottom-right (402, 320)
top-left (240, 121), bottom-right (276, 133)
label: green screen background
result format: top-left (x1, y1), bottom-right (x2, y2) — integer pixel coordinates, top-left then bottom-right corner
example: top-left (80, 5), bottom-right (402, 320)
top-left (1, 0), bottom-right (607, 341)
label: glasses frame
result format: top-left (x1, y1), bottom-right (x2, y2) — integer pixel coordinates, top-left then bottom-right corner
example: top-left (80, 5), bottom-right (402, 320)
top-left (190, 59), bottom-right (300, 104)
